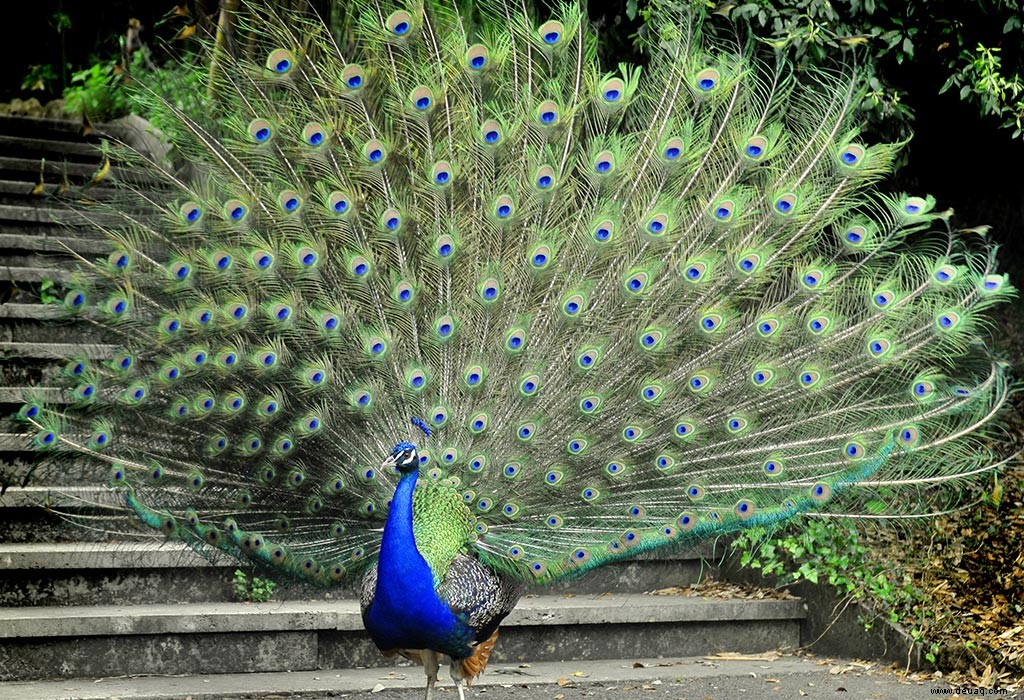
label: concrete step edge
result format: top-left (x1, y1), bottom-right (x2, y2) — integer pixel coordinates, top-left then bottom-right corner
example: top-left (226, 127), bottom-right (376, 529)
top-left (0, 178), bottom-right (120, 199)
top-left (0, 594), bottom-right (805, 639)
top-left (0, 155), bottom-right (106, 179)
top-left (0, 655), bottom-right (859, 700)
top-left (0, 266), bottom-right (72, 283)
top-left (0, 115), bottom-right (123, 139)
top-left (0, 485), bottom-right (122, 508)
top-left (0, 233), bottom-right (108, 254)
top-left (0, 540), bottom-right (710, 571)
top-left (0, 135), bottom-right (104, 160)
top-left (0, 203), bottom-right (125, 225)
top-left (0, 387), bottom-right (67, 404)
top-left (0, 342), bottom-right (116, 359)
top-left (0, 303), bottom-right (63, 319)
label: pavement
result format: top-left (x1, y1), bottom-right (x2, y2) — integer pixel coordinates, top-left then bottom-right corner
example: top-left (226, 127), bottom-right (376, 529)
top-left (2, 655), bottom-right (1018, 700)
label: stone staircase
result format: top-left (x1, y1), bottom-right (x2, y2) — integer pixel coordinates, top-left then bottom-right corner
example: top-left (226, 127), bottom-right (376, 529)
top-left (0, 115), bottom-right (809, 684)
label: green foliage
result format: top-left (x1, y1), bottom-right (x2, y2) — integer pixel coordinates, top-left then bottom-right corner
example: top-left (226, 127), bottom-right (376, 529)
top-left (62, 61), bottom-right (132, 121)
top-left (61, 51), bottom-right (206, 124)
top-left (730, 518), bottom-right (975, 667)
top-left (941, 42), bottom-right (1024, 138)
top-left (38, 279), bottom-right (61, 305)
top-left (731, 518), bottom-right (925, 614)
top-left (231, 569), bottom-right (277, 603)
top-left (21, 65), bottom-right (59, 93)
top-left (629, 0), bottom-right (1024, 142)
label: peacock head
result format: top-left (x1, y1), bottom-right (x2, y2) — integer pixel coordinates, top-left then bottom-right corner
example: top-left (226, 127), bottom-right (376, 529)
top-left (386, 441), bottom-right (419, 474)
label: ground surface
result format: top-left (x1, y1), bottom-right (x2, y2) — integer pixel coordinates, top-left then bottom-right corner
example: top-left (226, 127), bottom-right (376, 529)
top-left (2, 656), bottom-right (1017, 700)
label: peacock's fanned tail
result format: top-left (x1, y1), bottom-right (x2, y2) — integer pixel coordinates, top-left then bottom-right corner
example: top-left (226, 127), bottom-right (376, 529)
top-left (17, 0), bottom-right (1014, 586)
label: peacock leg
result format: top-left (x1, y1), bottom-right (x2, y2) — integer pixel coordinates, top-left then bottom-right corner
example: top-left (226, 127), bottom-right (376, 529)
top-left (449, 658), bottom-right (468, 700)
top-left (422, 649), bottom-right (440, 700)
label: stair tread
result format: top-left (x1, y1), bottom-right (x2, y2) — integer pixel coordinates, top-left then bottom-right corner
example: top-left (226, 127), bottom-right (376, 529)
top-left (0, 485), bottom-right (117, 508)
top-left (0, 539), bottom-right (709, 570)
top-left (0, 203), bottom-right (121, 226)
top-left (0, 593), bottom-right (805, 639)
top-left (0, 115), bottom-right (119, 139)
top-left (0, 233), bottom-right (108, 254)
top-left (0, 304), bottom-right (62, 319)
top-left (0, 541), bottom-right (244, 570)
top-left (0, 266), bottom-right (72, 283)
top-left (0, 655), bottom-right (868, 700)
top-left (0, 387), bottom-right (66, 403)
top-left (0, 135), bottom-right (103, 159)
top-left (0, 342), bottom-right (116, 358)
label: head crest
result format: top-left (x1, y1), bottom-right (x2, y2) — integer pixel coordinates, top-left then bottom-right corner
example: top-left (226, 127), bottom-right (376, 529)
top-left (411, 416), bottom-right (432, 437)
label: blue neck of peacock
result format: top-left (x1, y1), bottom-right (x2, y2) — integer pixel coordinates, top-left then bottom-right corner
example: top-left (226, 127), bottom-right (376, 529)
top-left (375, 467), bottom-right (432, 606)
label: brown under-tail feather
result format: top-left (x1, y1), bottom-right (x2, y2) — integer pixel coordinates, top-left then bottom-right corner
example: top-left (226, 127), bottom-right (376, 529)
top-left (456, 627), bottom-right (501, 684)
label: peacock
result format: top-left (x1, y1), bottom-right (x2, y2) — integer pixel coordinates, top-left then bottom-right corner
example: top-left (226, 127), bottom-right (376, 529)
top-left (13, 0), bottom-right (1015, 698)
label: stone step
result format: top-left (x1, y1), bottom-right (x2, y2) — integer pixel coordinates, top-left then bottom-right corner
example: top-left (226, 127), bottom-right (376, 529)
top-left (0, 203), bottom-right (121, 227)
top-left (0, 486), bottom-right (116, 509)
top-left (0, 304), bottom-right (62, 320)
top-left (0, 156), bottom-right (112, 184)
top-left (0, 655), bottom-right (944, 700)
top-left (0, 266), bottom-right (72, 283)
top-left (0, 178), bottom-right (120, 202)
top-left (0, 538), bottom-right (720, 606)
top-left (0, 343), bottom-right (115, 360)
top-left (0, 115), bottom-right (112, 142)
top-left (0, 387), bottom-right (66, 404)
top-left (0, 232), bottom-right (109, 254)
top-left (0, 593), bottom-right (806, 680)
top-left (0, 135), bottom-right (104, 162)
top-left (0, 311), bottom-right (108, 345)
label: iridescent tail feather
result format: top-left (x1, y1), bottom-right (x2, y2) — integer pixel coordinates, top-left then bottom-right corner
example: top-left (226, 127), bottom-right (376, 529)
top-left (13, 0), bottom-right (1015, 587)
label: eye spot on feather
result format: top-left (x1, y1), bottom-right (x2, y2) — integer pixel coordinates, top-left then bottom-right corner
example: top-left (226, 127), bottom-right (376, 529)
top-left (839, 145), bottom-right (864, 166)
top-left (539, 20), bottom-right (564, 45)
top-left (592, 220), bottom-right (614, 242)
top-left (302, 122), bottom-right (327, 146)
top-left (734, 500), bottom-right (755, 519)
top-left (386, 11), bottom-right (413, 35)
top-left (774, 193), bottom-right (797, 214)
top-left (900, 426), bottom-right (920, 446)
top-left (605, 461), bottom-right (625, 476)
top-left (593, 151), bottom-right (615, 174)
top-left (536, 100), bottom-right (560, 126)
top-left (936, 311), bottom-right (960, 331)
top-left (467, 44), bottom-right (488, 70)
top-left (903, 197), bottom-right (926, 215)
top-left (844, 440), bottom-right (865, 460)
top-left (982, 274), bottom-right (1004, 292)
top-left (364, 140), bottom-right (387, 164)
top-left (744, 136), bottom-right (767, 159)
top-left (646, 213), bottom-right (668, 235)
top-left (410, 86), bottom-right (434, 111)
top-left (342, 64), bottom-right (364, 89)
top-left (662, 136), bottom-right (684, 161)
top-left (267, 49), bottom-right (295, 74)
top-left (799, 370), bottom-right (821, 388)
top-left (695, 68), bottom-right (719, 92)
top-left (248, 119), bottom-right (273, 143)
top-left (844, 226), bottom-right (866, 245)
